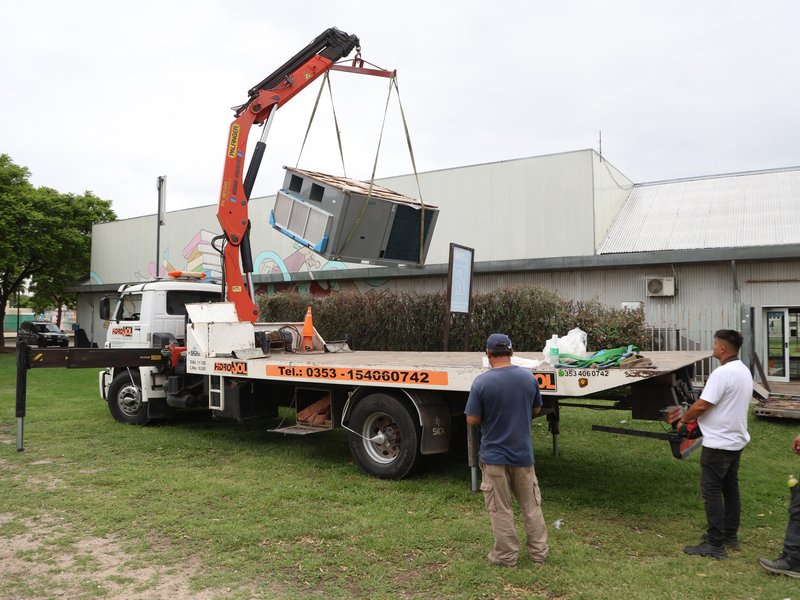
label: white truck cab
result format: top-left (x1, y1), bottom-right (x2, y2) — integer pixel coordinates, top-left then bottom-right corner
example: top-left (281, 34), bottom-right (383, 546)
top-left (100, 278), bottom-right (221, 349)
top-left (98, 275), bottom-right (222, 423)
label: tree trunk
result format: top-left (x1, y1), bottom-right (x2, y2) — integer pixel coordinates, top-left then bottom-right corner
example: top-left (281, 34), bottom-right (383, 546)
top-left (0, 303), bottom-right (7, 354)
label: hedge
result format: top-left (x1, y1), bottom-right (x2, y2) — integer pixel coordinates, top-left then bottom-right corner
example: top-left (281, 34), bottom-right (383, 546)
top-left (257, 286), bottom-right (647, 353)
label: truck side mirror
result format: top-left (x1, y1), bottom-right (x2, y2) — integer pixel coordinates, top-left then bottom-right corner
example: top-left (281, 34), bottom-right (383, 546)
top-left (99, 297), bottom-right (112, 320)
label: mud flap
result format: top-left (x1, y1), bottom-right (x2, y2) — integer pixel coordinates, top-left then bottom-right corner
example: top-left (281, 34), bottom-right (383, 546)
top-left (401, 389), bottom-right (450, 455)
top-left (417, 402), bottom-right (451, 455)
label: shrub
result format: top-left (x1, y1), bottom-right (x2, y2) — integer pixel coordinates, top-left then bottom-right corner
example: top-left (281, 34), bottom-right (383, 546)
top-left (258, 286), bottom-right (646, 352)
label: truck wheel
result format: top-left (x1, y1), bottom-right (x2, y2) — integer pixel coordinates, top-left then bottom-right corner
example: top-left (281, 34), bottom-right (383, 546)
top-left (107, 371), bottom-right (150, 425)
top-left (348, 393), bottom-right (420, 479)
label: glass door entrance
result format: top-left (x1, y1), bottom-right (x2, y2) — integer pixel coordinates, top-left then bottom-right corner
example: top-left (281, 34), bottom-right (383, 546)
top-left (766, 309), bottom-right (800, 383)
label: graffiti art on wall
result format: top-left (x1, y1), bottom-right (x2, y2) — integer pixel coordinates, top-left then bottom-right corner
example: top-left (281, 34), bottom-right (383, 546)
top-left (183, 229), bottom-right (222, 279)
top-left (99, 229), bottom-right (391, 295)
top-left (252, 242), bottom-right (390, 297)
top-left (146, 247), bottom-right (173, 279)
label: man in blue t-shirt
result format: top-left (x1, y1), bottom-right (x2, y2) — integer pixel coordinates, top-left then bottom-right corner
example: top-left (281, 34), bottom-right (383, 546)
top-left (465, 333), bottom-right (549, 567)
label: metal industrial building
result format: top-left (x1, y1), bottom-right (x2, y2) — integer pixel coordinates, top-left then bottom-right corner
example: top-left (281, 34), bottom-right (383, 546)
top-left (73, 149), bottom-right (800, 385)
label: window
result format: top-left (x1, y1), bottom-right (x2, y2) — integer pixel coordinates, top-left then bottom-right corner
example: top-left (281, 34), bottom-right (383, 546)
top-left (288, 174), bottom-right (303, 193)
top-left (116, 294), bottom-right (142, 321)
top-left (165, 290), bottom-right (221, 316)
top-left (309, 183), bottom-right (324, 202)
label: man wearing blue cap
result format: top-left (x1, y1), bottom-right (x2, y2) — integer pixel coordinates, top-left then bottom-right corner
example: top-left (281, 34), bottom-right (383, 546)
top-left (465, 333), bottom-right (549, 567)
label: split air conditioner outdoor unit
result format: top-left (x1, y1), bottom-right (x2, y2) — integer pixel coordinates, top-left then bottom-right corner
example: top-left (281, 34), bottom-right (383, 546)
top-left (646, 277), bottom-right (676, 297)
top-left (270, 167), bottom-right (439, 267)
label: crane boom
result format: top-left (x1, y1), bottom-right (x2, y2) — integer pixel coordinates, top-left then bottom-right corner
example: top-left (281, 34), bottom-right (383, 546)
top-left (217, 28), bottom-right (360, 322)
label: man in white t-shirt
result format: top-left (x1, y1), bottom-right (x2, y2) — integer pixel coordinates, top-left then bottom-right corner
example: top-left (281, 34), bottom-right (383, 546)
top-left (679, 329), bottom-right (753, 559)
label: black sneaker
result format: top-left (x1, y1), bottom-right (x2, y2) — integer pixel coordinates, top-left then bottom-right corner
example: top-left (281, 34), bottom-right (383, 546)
top-left (683, 541), bottom-right (726, 559)
top-left (702, 533), bottom-right (739, 549)
top-left (759, 557), bottom-right (800, 578)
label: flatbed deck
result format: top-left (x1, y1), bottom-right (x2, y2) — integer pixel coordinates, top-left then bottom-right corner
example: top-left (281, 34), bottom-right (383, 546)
top-left (188, 349), bottom-right (711, 397)
top-left (753, 396), bottom-right (800, 419)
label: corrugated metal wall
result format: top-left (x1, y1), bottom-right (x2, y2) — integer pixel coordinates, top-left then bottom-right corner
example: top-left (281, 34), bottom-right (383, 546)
top-left (91, 150), bottom-right (609, 287)
top-left (391, 259), bottom-right (800, 380)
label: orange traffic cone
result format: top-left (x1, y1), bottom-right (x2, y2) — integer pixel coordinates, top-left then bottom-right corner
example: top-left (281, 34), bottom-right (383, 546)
top-left (301, 306), bottom-right (314, 352)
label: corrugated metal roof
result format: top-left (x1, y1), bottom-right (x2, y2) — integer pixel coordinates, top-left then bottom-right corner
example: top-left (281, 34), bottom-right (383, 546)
top-left (598, 167), bottom-right (800, 254)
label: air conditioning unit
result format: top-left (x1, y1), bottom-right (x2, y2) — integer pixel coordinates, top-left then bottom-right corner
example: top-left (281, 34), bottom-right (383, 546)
top-left (646, 277), bottom-right (676, 297)
top-left (271, 167), bottom-right (439, 267)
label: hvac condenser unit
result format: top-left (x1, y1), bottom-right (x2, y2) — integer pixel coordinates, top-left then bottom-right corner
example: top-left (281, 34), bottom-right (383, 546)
top-left (270, 167), bottom-right (438, 267)
top-left (646, 277), bottom-right (676, 297)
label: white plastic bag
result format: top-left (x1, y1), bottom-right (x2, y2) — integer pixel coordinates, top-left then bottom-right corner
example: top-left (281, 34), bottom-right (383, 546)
top-left (542, 328), bottom-right (588, 366)
top-left (481, 355), bottom-right (543, 369)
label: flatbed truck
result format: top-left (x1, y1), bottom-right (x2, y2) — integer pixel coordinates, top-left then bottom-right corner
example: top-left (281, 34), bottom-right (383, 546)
top-left (15, 276), bottom-right (709, 479)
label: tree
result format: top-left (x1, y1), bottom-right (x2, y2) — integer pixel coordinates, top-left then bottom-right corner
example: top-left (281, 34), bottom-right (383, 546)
top-left (28, 188), bottom-right (116, 326)
top-left (0, 154), bottom-right (116, 351)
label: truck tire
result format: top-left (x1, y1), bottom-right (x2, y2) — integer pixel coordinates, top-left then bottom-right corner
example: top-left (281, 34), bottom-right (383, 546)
top-left (348, 393), bottom-right (420, 479)
top-left (107, 371), bottom-right (150, 425)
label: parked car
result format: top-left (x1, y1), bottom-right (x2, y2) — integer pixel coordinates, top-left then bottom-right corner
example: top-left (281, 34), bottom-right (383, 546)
top-left (18, 321), bottom-right (69, 347)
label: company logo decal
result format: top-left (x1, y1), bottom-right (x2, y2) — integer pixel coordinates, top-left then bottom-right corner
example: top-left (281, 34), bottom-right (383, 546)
top-left (220, 180), bottom-right (230, 205)
top-left (532, 371), bottom-right (557, 392)
top-left (213, 361), bottom-right (248, 375)
top-left (227, 124), bottom-right (240, 158)
top-left (112, 326), bottom-right (133, 337)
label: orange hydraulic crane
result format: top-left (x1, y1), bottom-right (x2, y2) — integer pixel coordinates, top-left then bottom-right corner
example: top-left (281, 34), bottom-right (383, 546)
top-left (216, 27), bottom-right (392, 322)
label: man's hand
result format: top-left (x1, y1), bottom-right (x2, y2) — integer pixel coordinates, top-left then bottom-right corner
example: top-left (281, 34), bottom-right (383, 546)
top-left (792, 433), bottom-right (800, 455)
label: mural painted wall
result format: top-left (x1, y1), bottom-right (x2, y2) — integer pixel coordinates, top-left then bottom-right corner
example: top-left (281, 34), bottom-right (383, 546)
top-left (88, 150), bottom-right (618, 295)
top-left (89, 201), bottom-right (380, 296)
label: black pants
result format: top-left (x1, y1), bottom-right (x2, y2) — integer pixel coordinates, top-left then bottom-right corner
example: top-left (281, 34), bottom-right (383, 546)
top-left (700, 446), bottom-right (742, 546)
top-left (784, 482), bottom-right (800, 561)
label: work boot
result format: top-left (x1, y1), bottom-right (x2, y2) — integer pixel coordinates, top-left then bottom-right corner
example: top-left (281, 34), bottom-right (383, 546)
top-left (759, 557), bottom-right (800, 578)
top-left (683, 541), bottom-right (726, 559)
top-left (702, 532), bottom-right (739, 549)
top-left (486, 552), bottom-right (516, 568)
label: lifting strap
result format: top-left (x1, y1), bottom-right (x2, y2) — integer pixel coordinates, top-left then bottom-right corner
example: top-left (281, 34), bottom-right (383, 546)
top-left (335, 74), bottom-right (427, 266)
top-left (296, 72), bottom-right (347, 177)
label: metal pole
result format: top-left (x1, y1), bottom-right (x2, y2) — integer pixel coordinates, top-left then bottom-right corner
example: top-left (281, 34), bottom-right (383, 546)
top-left (467, 423), bottom-right (480, 492)
top-left (547, 403), bottom-right (561, 458)
top-left (443, 311), bottom-right (451, 352)
top-left (15, 341), bottom-right (28, 452)
top-left (156, 176), bottom-right (166, 278)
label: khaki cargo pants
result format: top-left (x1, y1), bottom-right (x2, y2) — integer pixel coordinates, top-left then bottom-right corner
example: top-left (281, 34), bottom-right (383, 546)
top-left (480, 462), bottom-right (549, 566)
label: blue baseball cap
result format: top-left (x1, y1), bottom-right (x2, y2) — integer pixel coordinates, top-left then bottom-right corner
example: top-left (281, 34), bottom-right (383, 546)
top-left (486, 333), bottom-right (512, 351)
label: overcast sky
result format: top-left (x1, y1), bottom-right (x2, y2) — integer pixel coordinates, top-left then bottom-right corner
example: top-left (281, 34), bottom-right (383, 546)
top-left (2, 0), bottom-right (799, 220)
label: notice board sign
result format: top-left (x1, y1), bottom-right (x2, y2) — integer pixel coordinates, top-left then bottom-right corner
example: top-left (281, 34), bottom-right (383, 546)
top-left (448, 244), bottom-right (474, 314)
top-left (444, 243), bottom-right (474, 351)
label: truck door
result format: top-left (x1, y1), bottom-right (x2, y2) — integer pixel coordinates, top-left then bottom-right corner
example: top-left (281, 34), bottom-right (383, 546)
top-left (107, 292), bottom-right (148, 348)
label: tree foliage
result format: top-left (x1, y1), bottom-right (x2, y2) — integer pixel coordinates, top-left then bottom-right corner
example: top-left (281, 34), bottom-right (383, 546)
top-left (0, 154), bottom-right (116, 347)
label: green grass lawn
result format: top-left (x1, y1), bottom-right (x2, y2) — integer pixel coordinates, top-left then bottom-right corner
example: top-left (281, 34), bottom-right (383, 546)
top-left (2, 353), bottom-right (799, 599)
